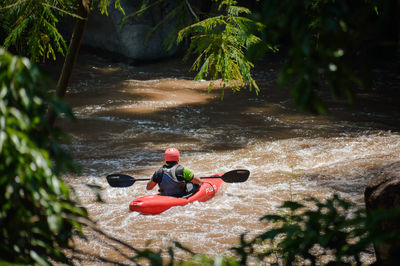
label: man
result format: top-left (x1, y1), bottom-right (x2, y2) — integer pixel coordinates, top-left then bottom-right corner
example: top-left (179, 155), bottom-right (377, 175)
top-left (146, 147), bottom-right (201, 197)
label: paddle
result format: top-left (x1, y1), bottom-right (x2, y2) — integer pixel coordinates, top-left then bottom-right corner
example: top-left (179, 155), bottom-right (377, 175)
top-left (106, 169), bottom-right (250, 188)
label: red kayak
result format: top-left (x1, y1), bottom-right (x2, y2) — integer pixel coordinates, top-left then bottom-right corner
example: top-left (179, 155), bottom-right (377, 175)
top-left (129, 177), bottom-right (224, 215)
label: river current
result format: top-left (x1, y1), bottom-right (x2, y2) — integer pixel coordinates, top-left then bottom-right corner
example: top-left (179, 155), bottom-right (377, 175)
top-left (54, 51), bottom-right (400, 264)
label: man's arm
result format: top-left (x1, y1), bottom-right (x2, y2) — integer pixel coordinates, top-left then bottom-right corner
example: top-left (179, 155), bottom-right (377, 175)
top-left (183, 168), bottom-right (201, 185)
top-left (147, 169), bottom-right (161, 190)
top-left (191, 176), bottom-right (201, 185)
top-left (146, 180), bottom-right (157, 190)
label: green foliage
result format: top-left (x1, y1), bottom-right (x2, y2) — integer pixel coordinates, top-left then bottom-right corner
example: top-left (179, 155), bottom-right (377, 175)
top-left (0, 48), bottom-right (88, 265)
top-left (0, 0), bottom-right (125, 63)
top-left (232, 194), bottom-right (400, 265)
top-left (177, 0), bottom-right (270, 96)
top-left (93, 0), bottom-right (125, 16)
top-left (0, 0), bottom-right (74, 62)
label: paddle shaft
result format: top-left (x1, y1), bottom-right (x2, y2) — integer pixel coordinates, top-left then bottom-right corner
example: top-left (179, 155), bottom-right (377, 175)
top-left (106, 169), bottom-right (249, 187)
top-left (136, 178), bottom-right (150, 181)
top-left (132, 175), bottom-right (243, 182)
top-left (128, 176), bottom-right (226, 182)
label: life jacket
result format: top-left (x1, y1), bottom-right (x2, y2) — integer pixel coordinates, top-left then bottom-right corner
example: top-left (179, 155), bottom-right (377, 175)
top-left (159, 164), bottom-right (186, 197)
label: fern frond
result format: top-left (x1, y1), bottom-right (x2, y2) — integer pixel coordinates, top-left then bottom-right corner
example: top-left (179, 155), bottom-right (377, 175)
top-left (218, 0), bottom-right (238, 11)
top-left (227, 5), bottom-right (250, 16)
top-left (194, 56), bottom-right (210, 80)
top-left (114, 0), bottom-right (125, 15)
top-left (42, 3), bottom-right (85, 20)
top-left (42, 16), bottom-right (67, 58)
top-left (3, 17), bottom-right (30, 49)
top-left (97, 0), bottom-right (109, 15)
top-left (0, 0), bottom-right (28, 10)
top-left (177, 1), bottom-right (269, 96)
top-left (178, 15), bottom-right (226, 41)
top-left (95, 0), bottom-right (124, 16)
top-left (1, 0), bottom-right (70, 62)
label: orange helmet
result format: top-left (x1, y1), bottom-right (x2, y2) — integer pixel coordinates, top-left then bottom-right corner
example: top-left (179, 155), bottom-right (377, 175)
top-left (164, 147), bottom-right (180, 162)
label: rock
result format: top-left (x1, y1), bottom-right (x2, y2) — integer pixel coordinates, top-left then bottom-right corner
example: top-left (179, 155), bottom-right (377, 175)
top-left (364, 161), bottom-right (400, 265)
top-left (63, 0), bottom-right (180, 61)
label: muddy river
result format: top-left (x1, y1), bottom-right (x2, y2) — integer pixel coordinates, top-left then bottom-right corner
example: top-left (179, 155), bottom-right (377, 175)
top-left (55, 51), bottom-right (400, 264)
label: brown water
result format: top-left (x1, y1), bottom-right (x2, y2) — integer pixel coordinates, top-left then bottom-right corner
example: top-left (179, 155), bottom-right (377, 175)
top-left (57, 52), bottom-right (400, 264)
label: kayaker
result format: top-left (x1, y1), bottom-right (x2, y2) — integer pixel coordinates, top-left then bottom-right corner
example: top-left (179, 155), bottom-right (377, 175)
top-left (146, 147), bottom-right (201, 197)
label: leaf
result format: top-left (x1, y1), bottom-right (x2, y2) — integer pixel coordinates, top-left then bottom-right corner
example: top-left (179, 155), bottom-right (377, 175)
top-left (0, 49), bottom-right (85, 265)
top-left (86, 184), bottom-right (103, 202)
top-left (30, 250), bottom-right (51, 266)
top-left (281, 201), bottom-right (305, 211)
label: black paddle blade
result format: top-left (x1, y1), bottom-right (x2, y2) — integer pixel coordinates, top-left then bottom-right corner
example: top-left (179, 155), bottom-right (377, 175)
top-left (106, 174), bottom-right (135, 187)
top-left (221, 169), bottom-right (250, 183)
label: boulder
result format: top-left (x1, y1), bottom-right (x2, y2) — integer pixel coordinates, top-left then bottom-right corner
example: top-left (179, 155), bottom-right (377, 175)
top-left (63, 0), bottom-right (180, 61)
top-left (364, 161), bottom-right (400, 265)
